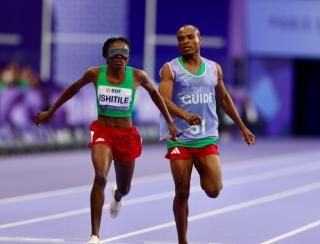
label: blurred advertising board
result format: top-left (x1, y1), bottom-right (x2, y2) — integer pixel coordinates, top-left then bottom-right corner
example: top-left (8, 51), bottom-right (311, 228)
top-left (247, 0), bottom-right (320, 58)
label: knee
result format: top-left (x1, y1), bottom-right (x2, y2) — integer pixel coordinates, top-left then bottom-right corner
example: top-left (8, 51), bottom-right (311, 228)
top-left (175, 185), bottom-right (190, 202)
top-left (94, 172), bottom-right (107, 186)
top-left (205, 183), bottom-right (222, 198)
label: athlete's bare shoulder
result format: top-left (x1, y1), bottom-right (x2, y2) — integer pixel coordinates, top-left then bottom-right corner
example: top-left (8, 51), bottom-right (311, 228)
top-left (132, 67), bottom-right (146, 77)
top-left (86, 66), bottom-right (100, 76)
top-left (132, 67), bottom-right (155, 89)
top-left (82, 66), bottom-right (100, 83)
top-left (132, 67), bottom-right (148, 82)
top-left (160, 63), bottom-right (174, 81)
top-left (213, 62), bottom-right (223, 80)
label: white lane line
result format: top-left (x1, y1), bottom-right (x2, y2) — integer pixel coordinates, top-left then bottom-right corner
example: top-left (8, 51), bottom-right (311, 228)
top-left (1, 161), bottom-right (320, 230)
top-left (142, 241), bottom-right (184, 244)
top-left (0, 236), bottom-right (69, 243)
top-left (101, 182), bottom-right (320, 243)
top-left (0, 185), bottom-right (92, 205)
top-left (0, 173), bottom-right (171, 205)
top-left (142, 242), bottom-right (221, 244)
top-left (222, 149), bottom-right (320, 171)
top-left (1, 149), bottom-right (320, 205)
top-left (0, 208), bottom-right (90, 230)
top-left (222, 160), bottom-right (320, 186)
top-left (261, 219), bottom-right (320, 244)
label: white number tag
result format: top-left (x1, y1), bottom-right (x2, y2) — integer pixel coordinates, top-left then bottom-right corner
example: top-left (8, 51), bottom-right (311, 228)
top-left (189, 119), bottom-right (206, 135)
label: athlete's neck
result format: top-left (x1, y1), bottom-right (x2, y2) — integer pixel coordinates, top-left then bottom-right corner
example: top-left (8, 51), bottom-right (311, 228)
top-left (107, 66), bottom-right (126, 82)
top-left (181, 54), bottom-right (201, 66)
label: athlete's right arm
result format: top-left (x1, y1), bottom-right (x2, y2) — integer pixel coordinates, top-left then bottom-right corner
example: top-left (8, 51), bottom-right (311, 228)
top-left (33, 68), bottom-right (97, 126)
top-left (158, 63), bottom-right (201, 125)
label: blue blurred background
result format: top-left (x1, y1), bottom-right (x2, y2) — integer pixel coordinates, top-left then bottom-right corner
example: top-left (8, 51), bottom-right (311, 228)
top-left (1, 0), bottom-right (320, 154)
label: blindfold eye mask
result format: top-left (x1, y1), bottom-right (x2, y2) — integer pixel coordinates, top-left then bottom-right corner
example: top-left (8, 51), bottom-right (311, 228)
top-left (108, 48), bottom-right (129, 58)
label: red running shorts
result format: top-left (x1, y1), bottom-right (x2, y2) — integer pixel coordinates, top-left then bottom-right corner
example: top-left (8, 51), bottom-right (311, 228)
top-left (165, 144), bottom-right (218, 160)
top-left (88, 120), bottom-right (142, 161)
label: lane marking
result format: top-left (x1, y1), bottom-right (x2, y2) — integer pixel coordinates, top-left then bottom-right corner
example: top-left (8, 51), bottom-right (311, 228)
top-left (261, 219), bottom-right (320, 244)
top-left (0, 185), bottom-right (92, 205)
top-left (101, 182), bottom-right (320, 243)
top-left (1, 149), bottom-right (320, 205)
top-left (0, 236), bottom-right (71, 243)
top-left (1, 161), bottom-right (320, 230)
top-left (0, 173), bottom-right (171, 205)
top-left (222, 149), bottom-right (320, 171)
top-left (142, 242), bottom-right (221, 244)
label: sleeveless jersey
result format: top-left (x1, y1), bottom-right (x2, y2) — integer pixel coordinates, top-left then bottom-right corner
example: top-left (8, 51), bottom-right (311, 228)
top-left (96, 65), bottom-right (135, 117)
top-left (160, 57), bottom-right (219, 141)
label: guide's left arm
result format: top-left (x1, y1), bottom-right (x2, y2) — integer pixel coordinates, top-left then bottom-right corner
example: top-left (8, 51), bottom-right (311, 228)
top-left (215, 63), bottom-right (255, 145)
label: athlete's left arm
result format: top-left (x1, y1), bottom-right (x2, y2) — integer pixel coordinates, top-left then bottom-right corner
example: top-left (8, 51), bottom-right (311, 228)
top-left (135, 69), bottom-right (178, 139)
top-left (215, 63), bottom-right (255, 145)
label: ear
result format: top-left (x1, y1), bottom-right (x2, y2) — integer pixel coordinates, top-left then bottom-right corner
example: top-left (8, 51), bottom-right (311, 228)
top-left (199, 36), bottom-right (203, 45)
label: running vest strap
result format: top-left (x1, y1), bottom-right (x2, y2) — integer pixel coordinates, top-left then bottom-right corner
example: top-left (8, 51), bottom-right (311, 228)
top-left (96, 65), bottom-right (135, 117)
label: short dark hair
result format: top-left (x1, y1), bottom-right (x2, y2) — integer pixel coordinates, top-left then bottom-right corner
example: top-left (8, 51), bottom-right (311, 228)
top-left (177, 24), bottom-right (201, 37)
top-left (102, 37), bottom-right (132, 58)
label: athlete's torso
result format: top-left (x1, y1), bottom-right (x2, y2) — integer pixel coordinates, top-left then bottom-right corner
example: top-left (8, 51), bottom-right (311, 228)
top-left (94, 65), bottom-right (136, 129)
top-left (160, 57), bottom-right (219, 141)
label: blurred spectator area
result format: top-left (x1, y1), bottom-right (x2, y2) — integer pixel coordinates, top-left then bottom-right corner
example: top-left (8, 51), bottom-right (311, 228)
top-left (0, 63), bottom-right (92, 153)
top-left (0, 63), bottom-right (40, 89)
top-left (0, 63), bottom-right (159, 154)
top-left (1, 0), bottom-right (320, 155)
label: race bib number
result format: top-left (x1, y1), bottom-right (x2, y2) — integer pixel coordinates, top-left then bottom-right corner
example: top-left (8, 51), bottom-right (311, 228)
top-left (189, 119), bottom-right (206, 135)
top-left (98, 86), bottom-right (132, 110)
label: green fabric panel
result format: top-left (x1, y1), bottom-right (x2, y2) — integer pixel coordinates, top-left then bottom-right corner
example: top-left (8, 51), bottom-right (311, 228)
top-left (167, 137), bottom-right (218, 149)
top-left (178, 57), bottom-right (205, 76)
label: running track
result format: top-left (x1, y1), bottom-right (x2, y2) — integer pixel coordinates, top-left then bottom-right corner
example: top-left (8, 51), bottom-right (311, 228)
top-left (1, 138), bottom-right (320, 243)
